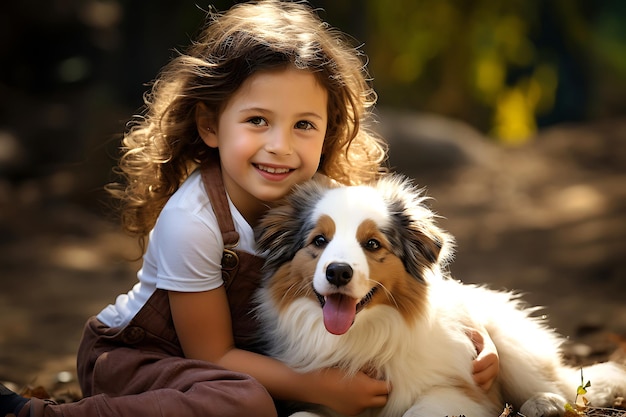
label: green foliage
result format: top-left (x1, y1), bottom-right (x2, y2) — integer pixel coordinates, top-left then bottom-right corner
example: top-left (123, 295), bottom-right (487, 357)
top-left (565, 368), bottom-right (591, 415)
top-left (343, 0), bottom-right (626, 143)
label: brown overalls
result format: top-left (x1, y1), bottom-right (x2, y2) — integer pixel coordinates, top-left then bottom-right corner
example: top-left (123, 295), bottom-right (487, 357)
top-left (19, 159), bottom-right (277, 417)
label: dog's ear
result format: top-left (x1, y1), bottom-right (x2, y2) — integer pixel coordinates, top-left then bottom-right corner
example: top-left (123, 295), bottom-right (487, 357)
top-left (378, 174), bottom-right (455, 282)
top-left (255, 203), bottom-right (303, 272)
top-left (255, 177), bottom-right (332, 273)
top-left (400, 222), bottom-right (454, 281)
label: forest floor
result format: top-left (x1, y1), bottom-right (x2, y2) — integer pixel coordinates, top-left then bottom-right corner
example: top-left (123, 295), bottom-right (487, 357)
top-left (1, 113), bottom-right (625, 407)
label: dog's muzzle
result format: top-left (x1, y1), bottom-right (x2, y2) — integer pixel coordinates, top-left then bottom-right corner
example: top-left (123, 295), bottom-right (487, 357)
top-left (313, 263), bottom-right (379, 335)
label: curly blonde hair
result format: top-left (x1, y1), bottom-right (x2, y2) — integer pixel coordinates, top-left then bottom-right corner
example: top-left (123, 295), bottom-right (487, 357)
top-left (107, 0), bottom-right (387, 242)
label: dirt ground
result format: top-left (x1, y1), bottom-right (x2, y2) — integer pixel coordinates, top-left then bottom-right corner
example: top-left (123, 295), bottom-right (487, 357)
top-left (1, 112), bottom-right (625, 400)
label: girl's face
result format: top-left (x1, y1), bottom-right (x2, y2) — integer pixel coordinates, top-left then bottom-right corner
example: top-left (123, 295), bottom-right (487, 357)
top-left (198, 67), bottom-right (328, 225)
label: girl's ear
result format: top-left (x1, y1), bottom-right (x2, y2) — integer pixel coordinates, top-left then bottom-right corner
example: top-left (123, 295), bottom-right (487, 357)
top-left (195, 102), bottom-right (218, 148)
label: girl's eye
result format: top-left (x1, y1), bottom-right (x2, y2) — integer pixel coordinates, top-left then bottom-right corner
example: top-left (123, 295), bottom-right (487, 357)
top-left (247, 117), bottom-right (268, 126)
top-left (363, 239), bottom-right (381, 251)
top-left (295, 120), bottom-right (315, 130)
top-left (312, 235), bottom-right (328, 247)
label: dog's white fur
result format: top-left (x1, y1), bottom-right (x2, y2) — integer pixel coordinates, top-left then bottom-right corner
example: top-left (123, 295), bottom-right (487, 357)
top-left (254, 175), bottom-right (626, 417)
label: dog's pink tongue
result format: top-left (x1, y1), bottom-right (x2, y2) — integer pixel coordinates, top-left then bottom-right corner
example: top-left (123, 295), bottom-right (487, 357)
top-left (322, 294), bottom-right (357, 335)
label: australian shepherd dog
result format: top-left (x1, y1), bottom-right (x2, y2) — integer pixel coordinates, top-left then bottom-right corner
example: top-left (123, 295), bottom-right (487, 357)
top-left (254, 175), bottom-right (626, 417)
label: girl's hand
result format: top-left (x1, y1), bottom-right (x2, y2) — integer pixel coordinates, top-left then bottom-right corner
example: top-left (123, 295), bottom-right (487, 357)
top-left (468, 327), bottom-right (499, 391)
top-left (309, 368), bottom-right (390, 416)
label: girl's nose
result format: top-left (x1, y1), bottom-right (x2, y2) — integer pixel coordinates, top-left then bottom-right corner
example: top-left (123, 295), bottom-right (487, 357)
top-left (265, 127), bottom-right (293, 155)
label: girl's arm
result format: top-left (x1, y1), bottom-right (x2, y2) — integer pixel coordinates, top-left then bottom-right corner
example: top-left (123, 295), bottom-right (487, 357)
top-left (169, 289), bottom-right (389, 415)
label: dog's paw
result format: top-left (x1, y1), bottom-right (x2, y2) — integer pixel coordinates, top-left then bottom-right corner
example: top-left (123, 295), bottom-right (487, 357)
top-left (520, 392), bottom-right (568, 417)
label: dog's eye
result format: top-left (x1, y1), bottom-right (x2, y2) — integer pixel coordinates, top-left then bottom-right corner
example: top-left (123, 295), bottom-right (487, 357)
top-left (363, 238), bottom-right (381, 251)
top-left (312, 235), bottom-right (328, 247)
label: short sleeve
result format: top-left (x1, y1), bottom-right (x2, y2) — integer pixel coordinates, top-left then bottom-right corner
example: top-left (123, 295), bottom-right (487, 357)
top-left (150, 205), bottom-right (225, 292)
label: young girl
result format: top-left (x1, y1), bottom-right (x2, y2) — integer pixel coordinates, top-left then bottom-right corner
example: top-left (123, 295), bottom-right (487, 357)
top-left (1, 1), bottom-right (498, 416)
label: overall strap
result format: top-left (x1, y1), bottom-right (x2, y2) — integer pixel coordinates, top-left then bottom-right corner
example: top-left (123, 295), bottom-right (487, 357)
top-left (200, 151), bottom-right (240, 248)
top-left (200, 151), bottom-right (241, 288)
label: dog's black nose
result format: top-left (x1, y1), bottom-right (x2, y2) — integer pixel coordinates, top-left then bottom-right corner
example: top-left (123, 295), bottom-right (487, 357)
top-left (326, 262), bottom-right (353, 287)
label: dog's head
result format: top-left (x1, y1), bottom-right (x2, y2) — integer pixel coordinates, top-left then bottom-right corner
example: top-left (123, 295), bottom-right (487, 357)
top-left (255, 174), bottom-right (454, 335)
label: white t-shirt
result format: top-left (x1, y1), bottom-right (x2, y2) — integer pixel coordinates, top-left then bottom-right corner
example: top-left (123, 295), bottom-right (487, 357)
top-left (97, 169), bottom-right (257, 328)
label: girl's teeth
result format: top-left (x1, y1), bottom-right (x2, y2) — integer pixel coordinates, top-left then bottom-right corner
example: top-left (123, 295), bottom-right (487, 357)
top-left (258, 165), bottom-right (290, 174)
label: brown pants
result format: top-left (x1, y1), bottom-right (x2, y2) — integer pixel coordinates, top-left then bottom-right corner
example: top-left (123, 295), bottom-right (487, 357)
top-left (19, 291), bottom-right (277, 417)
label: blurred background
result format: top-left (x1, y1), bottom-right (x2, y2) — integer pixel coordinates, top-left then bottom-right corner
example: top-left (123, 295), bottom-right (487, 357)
top-left (1, 0), bottom-right (625, 394)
